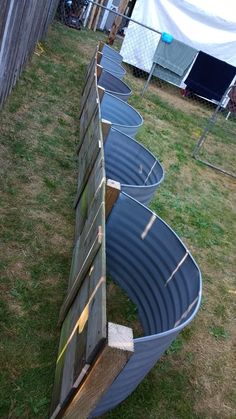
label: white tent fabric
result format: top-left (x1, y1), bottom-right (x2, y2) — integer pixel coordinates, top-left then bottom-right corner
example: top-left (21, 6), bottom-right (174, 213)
top-left (120, 0), bottom-right (236, 72)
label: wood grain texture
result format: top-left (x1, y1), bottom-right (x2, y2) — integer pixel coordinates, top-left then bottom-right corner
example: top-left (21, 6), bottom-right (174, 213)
top-left (108, 0), bottom-right (129, 45)
top-left (74, 151), bottom-right (105, 239)
top-left (101, 118), bottom-right (112, 142)
top-left (96, 63), bottom-right (103, 81)
top-left (0, 0), bottom-right (59, 106)
top-left (50, 277), bottom-right (90, 418)
top-left (50, 247), bottom-right (107, 419)
top-left (105, 179), bottom-right (121, 219)
top-left (79, 82), bottom-right (98, 142)
top-left (61, 323), bottom-right (134, 419)
top-left (76, 109), bottom-right (102, 203)
top-left (84, 47), bottom-right (97, 86)
top-left (87, 3), bottom-right (97, 30)
top-left (79, 67), bottom-right (97, 118)
top-left (93, 0), bottom-right (105, 32)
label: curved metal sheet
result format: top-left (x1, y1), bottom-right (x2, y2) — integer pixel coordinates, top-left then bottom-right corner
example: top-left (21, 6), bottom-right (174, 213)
top-left (100, 55), bottom-right (126, 80)
top-left (101, 43), bottom-right (123, 64)
top-left (105, 127), bottom-right (164, 204)
top-left (101, 92), bottom-right (143, 138)
top-left (91, 193), bottom-right (202, 417)
top-left (98, 69), bottom-right (132, 102)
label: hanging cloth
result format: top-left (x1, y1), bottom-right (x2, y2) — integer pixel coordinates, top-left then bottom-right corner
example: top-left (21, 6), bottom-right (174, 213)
top-left (185, 51), bottom-right (236, 101)
top-left (152, 38), bottom-right (198, 86)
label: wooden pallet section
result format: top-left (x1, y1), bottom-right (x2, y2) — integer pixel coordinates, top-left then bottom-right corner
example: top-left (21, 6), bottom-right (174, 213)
top-left (50, 47), bottom-right (133, 419)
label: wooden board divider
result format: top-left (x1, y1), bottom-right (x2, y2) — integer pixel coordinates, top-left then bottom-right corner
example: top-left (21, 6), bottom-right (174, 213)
top-left (79, 71), bottom-right (96, 119)
top-left (98, 41), bottom-right (104, 52)
top-left (76, 109), bottom-right (102, 205)
top-left (105, 179), bottom-right (121, 219)
top-left (50, 41), bottom-right (134, 419)
top-left (58, 225), bottom-right (103, 327)
top-left (59, 323), bottom-right (134, 419)
top-left (98, 85), bottom-right (105, 102)
top-left (96, 63), bottom-right (103, 80)
top-left (101, 118), bottom-right (112, 141)
top-left (84, 47), bottom-right (98, 87)
top-left (97, 51), bottom-right (103, 65)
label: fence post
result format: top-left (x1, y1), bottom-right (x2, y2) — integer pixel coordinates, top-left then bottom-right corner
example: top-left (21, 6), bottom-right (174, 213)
top-left (108, 0), bottom-right (129, 45)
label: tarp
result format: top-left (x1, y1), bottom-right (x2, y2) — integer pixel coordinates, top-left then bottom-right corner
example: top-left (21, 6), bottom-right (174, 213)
top-left (120, 0), bottom-right (236, 72)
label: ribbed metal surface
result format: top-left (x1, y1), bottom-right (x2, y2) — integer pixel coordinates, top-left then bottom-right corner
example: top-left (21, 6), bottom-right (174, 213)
top-left (100, 55), bottom-right (126, 79)
top-left (101, 43), bottom-right (123, 64)
top-left (101, 92), bottom-right (143, 138)
top-left (98, 69), bottom-right (132, 102)
top-left (91, 193), bottom-right (202, 417)
top-left (105, 128), bottom-right (164, 204)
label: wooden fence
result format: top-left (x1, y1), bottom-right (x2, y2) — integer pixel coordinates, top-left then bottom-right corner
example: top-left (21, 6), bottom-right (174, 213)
top-left (0, 0), bottom-right (59, 107)
top-left (50, 44), bottom-right (134, 419)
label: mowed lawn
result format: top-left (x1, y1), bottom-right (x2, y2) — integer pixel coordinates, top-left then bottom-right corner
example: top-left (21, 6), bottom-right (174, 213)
top-left (0, 22), bottom-right (235, 419)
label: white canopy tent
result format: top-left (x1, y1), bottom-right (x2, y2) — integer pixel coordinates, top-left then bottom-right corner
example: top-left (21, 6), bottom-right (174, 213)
top-left (120, 0), bottom-right (236, 73)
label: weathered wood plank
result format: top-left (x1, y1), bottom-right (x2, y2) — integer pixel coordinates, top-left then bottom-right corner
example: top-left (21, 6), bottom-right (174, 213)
top-left (0, 0), bottom-right (59, 107)
top-left (79, 82), bottom-right (98, 142)
top-left (60, 277), bottom-right (90, 407)
top-left (101, 118), bottom-right (112, 141)
top-left (97, 50), bottom-right (103, 65)
top-left (50, 247), bottom-right (107, 419)
top-left (86, 244), bottom-right (106, 363)
top-left (59, 203), bottom-right (105, 325)
top-left (74, 151), bottom-right (105, 239)
top-left (105, 179), bottom-right (121, 219)
top-left (84, 47), bottom-right (97, 86)
top-left (50, 309), bottom-right (72, 415)
top-left (50, 276), bottom-right (90, 418)
top-left (98, 85), bottom-right (105, 102)
top-left (87, 3), bottom-right (97, 30)
top-left (96, 63), bottom-right (103, 81)
top-left (76, 108), bottom-right (102, 201)
top-left (93, 0), bottom-right (105, 32)
top-left (79, 67), bottom-right (97, 117)
top-left (108, 0), bottom-right (130, 45)
top-left (61, 323), bottom-right (134, 419)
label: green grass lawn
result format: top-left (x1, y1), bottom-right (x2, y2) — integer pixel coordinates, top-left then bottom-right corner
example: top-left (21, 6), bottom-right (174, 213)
top-left (0, 22), bottom-right (236, 419)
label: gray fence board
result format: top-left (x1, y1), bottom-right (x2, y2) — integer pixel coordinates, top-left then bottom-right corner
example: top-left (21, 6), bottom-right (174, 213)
top-left (0, 0), bottom-right (59, 106)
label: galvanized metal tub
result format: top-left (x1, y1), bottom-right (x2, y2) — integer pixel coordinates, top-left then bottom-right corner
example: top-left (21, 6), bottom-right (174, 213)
top-left (100, 55), bottom-right (126, 80)
top-left (105, 127), bottom-right (164, 204)
top-left (98, 68), bottom-right (132, 102)
top-left (91, 192), bottom-right (202, 417)
top-left (101, 92), bottom-right (143, 138)
top-left (100, 43), bottom-right (123, 64)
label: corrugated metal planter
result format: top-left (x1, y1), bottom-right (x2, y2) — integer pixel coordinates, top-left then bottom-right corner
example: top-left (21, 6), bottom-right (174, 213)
top-left (101, 92), bottom-right (143, 137)
top-left (105, 127), bottom-right (164, 204)
top-left (91, 192), bottom-right (202, 417)
top-left (98, 68), bottom-right (132, 102)
top-left (100, 55), bottom-right (126, 80)
top-left (100, 43), bottom-right (123, 64)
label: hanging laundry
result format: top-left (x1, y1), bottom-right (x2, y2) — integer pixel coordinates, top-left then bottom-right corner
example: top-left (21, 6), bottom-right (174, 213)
top-left (227, 85), bottom-right (236, 114)
top-left (185, 51), bottom-right (236, 101)
top-left (152, 38), bottom-right (198, 86)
